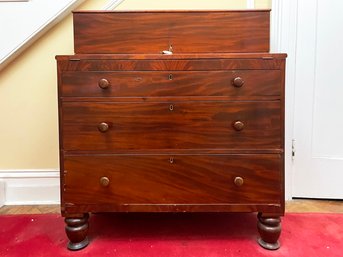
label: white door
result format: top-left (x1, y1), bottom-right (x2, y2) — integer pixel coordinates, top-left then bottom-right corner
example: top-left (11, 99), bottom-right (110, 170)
top-left (292, 0), bottom-right (343, 198)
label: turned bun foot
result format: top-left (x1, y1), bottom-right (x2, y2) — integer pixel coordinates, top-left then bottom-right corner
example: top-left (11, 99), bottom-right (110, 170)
top-left (257, 213), bottom-right (281, 250)
top-left (65, 213), bottom-right (90, 250)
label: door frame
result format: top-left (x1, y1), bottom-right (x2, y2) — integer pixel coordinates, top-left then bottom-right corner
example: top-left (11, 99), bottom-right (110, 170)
top-left (271, 0), bottom-right (298, 200)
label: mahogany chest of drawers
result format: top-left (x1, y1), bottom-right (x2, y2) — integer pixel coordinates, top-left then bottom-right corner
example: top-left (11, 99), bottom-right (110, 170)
top-left (56, 10), bottom-right (286, 250)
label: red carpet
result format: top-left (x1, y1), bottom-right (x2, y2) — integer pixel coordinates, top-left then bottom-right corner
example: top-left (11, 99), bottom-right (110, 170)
top-left (0, 212), bottom-right (342, 257)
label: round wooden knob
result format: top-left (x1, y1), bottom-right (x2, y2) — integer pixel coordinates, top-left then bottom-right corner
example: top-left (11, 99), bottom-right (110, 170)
top-left (232, 77), bottom-right (244, 87)
top-left (97, 122), bottom-right (109, 132)
top-left (234, 177), bottom-right (244, 186)
top-left (98, 78), bottom-right (110, 89)
top-left (233, 121), bottom-right (244, 131)
top-left (100, 177), bottom-right (110, 187)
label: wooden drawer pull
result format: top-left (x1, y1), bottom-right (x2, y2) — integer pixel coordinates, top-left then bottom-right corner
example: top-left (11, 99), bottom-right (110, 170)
top-left (232, 77), bottom-right (244, 87)
top-left (97, 122), bottom-right (109, 132)
top-left (98, 78), bottom-right (110, 89)
top-left (233, 121), bottom-right (244, 131)
top-left (234, 177), bottom-right (244, 186)
top-left (100, 177), bottom-right (110, 187)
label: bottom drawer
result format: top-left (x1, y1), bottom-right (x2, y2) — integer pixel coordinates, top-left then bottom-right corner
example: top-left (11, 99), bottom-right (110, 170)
top-left (63, 154), bottom-right (282, 205)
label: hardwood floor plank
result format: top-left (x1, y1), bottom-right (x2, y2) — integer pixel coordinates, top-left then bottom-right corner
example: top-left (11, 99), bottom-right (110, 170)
top-left (1, 200), bottom-right (343, 215)
top-left (286, 199), bottom-right (343, 213)
top-left (0, 205), bottom-right (60, 215)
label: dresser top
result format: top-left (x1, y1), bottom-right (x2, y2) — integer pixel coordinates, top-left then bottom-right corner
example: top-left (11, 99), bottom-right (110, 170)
top-left (73, 10), bottom-right (271, 13)
top-left (56, 53), bottom-right (286, 61)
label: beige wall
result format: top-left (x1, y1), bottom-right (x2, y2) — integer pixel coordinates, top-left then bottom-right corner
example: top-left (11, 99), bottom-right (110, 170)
top-left (116, 0), bottom-right (247, 10)
top-left (116, 0), bottom-right (271, 10)
top-left (255, 0), bottom-right (271, 9)
top-left (0, 0), bottom-right (271, 170)
top-left (0, 0), bottom-right (108, 170)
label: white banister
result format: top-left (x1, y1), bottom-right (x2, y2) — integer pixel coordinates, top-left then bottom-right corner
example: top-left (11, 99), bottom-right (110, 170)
top-left (247, 0), bottom-right (255, 9)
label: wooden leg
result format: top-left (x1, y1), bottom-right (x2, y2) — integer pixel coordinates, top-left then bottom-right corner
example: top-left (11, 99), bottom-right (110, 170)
top-left (65, 213), bottom-right (89, 250)
top-left (257, 212), bottom-right (281, 250)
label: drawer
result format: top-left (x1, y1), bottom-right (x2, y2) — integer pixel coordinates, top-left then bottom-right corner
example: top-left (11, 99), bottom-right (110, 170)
top-left (60, 70), bottom-right (281, 98)
top-left (63, 154), bottom-right (281, 205)
top-left (62, 101), bottom-right (281, 151)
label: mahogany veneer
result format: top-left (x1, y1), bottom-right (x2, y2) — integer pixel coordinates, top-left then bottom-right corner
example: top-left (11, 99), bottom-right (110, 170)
top-left (73, 11), bottom-right (270, 54)
top-left (56, 10), bottom-right (286, 251)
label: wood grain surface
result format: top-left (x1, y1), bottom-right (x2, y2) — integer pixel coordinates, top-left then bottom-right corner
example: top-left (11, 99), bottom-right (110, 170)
top-left (2, 200), bottom-right (343, 214)
top-left (57, 59), bottom-right (284, 72)
top-left (56, 11), bottom-right (286, 231)
top-left (73, 11), bottom-right (270, 54)
top-left (63, 154), bottom-right (281, 205)
top-left (61, 101), bottom-right (281, 151)
top-left (61, 70), bottom-right (281, 98)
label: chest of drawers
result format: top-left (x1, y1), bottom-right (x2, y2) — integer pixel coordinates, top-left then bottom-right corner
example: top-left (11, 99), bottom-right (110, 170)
top-left (56, 10), bottom-right (286, 251)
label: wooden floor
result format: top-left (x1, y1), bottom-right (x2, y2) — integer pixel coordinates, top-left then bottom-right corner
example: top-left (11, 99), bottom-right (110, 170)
top-left (0, 200), bottom-right (343, 215)
top-left (285, 199), bottom-right (343, 213)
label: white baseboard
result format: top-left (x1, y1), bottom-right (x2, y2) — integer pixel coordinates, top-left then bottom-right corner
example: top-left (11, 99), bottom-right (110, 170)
top-left (0, 170), bottom-right (60, 205)
top-left (0, 180), bottom-right (5, 207)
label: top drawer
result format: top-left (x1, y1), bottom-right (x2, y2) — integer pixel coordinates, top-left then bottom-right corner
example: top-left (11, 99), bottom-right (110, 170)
top-left (60, 70), bottom-right (281, 98)
top-left (73, 11), bottom-right (270, 54)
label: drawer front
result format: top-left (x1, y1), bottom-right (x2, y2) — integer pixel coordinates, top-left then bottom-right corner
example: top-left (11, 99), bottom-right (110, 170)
top-left (58, 59), bottom-right (284, 72)
top-left (63, 154), bottom-right (281, 205)
top-left (61, 70), bottom-right (281, 97)
top-left (74, 12), bottom-right (269, 54)
top-left (62, 101), bottom-right (281, 151)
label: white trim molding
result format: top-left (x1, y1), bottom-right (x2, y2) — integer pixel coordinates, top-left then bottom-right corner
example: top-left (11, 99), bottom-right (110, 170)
top-left (0, 170), bottom-right (60, 205)
top-left (246, 0), bottom-right (255, 9)
top-left (103, 0), bottom-right (125, 10)
top-left (0, 180), bottom-right (5, 207)
top-left (271, 0), bottom-right (299, 200)
top-left (270, 0), bottom-right (282, 52)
